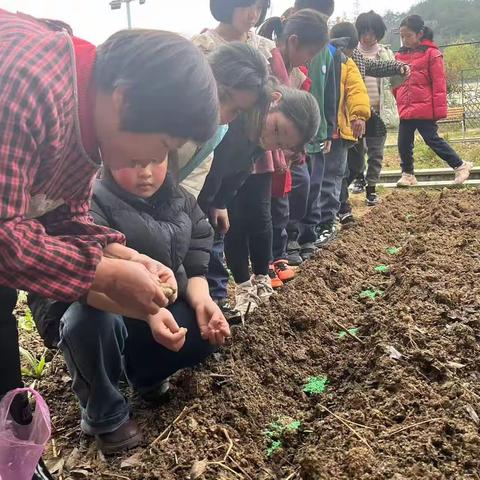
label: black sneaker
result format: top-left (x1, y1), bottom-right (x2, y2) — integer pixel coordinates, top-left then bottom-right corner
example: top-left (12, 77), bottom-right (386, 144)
top-left (351, 178), bottom-right (366, 194)
top-left (339, 212), bottom-right (355, 225)
top-left (314, 223), bottom-right (338, 248)
top-left (33, 459), bottom-right (54, 480)
top-left (287, 240), bottom-right (303, 266)
top-left (216, 299), bottom-right (242, 326)
top-left (366, 192), bottom-right (380, 206)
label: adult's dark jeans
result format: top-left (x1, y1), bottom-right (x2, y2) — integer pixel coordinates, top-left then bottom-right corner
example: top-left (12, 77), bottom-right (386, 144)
top-left (224, 173), bottom-right (272, 284)
top-left (58, 300), bottom-right (215, 436)
top-left (398, 119), bottom-right (463, 174)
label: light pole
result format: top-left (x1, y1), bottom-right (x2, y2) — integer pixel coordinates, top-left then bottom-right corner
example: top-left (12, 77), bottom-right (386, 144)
top-left (109, 0), bottom-right (146, 29)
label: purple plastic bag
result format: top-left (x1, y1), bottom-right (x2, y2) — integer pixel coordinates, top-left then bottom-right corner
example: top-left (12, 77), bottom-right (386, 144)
top-left (0, 388), bottom-right (51, 480)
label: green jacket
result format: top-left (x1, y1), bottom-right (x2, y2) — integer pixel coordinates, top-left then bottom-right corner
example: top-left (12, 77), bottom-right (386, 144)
top-left (306, 47), bottom-right (337, 154)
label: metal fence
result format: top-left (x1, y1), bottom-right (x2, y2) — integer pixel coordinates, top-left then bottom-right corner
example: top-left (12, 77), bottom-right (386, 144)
top-left (458, 68), bottom-right (480, 129)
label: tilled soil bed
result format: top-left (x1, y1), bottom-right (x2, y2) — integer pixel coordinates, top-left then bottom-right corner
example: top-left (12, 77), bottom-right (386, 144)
top-left (37, 188), bottom-right (480, 480)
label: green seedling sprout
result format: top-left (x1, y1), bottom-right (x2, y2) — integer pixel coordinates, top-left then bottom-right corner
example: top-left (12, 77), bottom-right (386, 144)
top-left (338, 327), bottom-right (359, 339)
top-left (266, 440), bottom-right (282, 457)
top-left (19, 307), bottom-right (35, 332)
top-left (405, 214), bottom-right (415, 221)
top-left (264, 418), bottom-right (301, 457)
top-left (374, 265), bottom-right (390, 274)
top-left (386, 246), bottom-right (401, 255)
top-left (359, 289), bottom-right (384, 300)
top-left (19, 347), bottom-right (46, 379)
top-left (303, 376), bottom-right (329, 395)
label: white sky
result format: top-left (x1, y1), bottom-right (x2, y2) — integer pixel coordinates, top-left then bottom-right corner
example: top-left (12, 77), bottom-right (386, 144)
top-left (0, 0), bottom-right (419, 45)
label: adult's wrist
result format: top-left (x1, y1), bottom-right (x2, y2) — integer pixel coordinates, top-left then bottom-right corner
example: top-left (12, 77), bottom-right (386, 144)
top-left (91, 256), bottom-right (117, 293)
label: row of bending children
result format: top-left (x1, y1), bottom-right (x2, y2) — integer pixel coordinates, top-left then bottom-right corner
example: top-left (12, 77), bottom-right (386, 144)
top-left (25, 0), bottom-right (474, 462)
top-left (28, 0), bottom-right (323, 456)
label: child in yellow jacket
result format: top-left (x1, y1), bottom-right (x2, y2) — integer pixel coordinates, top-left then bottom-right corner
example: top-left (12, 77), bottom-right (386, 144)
top-left (314, 23), bottom-right (370, 247)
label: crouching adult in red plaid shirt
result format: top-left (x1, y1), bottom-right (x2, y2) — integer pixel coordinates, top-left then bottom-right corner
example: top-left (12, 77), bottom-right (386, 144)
top-left (0, 10), bottom-right (219, 478)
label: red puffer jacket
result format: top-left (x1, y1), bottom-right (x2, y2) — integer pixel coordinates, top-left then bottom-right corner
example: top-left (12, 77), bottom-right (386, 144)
top-left (394, 40), bottom-right (447, 121)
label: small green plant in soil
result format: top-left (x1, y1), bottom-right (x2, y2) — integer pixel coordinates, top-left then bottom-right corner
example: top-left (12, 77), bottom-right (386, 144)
top-left (19, 347), bottom-right (46, 379)
top-left (18, 307), bottom-right (35, 332)
top-left (338, 327), bottom-right (359, 339)
top-left (303, 376), bottom-right (329, 395)
top-left (264, 418), bottom-right (301, 457)
top-left (405, 213), bottom-right (415, 221)
top-left (359, 289), bottom-right (384, 300)
top-left (386, 246), bottom-right (401, 255)
top-left (375, 265), bottom-right (390, 274)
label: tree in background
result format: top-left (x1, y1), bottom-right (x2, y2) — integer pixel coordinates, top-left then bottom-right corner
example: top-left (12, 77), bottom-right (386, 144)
top-left (382, 0), bottom-right (480, 48)
top-left (444, 43), bottom-right (480, 99)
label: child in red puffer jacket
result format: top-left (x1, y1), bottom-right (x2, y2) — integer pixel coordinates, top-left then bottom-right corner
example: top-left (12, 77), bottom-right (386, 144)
top-left (394, 15), bottom-right (473, 187)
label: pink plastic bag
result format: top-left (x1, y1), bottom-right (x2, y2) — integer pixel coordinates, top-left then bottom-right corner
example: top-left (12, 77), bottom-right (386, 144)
top-left (0, 388), bottom-right (51, 480)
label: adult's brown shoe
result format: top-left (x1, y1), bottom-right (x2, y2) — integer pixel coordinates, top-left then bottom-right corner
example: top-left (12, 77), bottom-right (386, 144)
top-left (95, 419), bottom-right (143, 455)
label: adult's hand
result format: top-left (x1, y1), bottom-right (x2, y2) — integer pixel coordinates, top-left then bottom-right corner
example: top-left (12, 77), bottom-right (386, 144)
top-left (209, 208), bottom-right (230, 235)
top-left (92, 257), bottom-right (169, 317)
top-left (147, 309), bottom-right (187, 352)
top-left (130, 253), bottom-right (178, 304)
top-left (195, 300), bottom-right (230, 345)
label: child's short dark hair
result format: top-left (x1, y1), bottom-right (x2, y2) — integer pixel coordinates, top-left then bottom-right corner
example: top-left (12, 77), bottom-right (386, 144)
top-left (274, 86), bottom-right (320, 148)
top-left (400, 14), bottom-right (434, 40)
top-left (294, 0), bottom-right (334, 18)
top-left (330, 22), bottom-right (359, 50)
top-left (95, 30), bottom-right (219, 144)
top-left (210, 0), bottom-right (270, 26)
top-left (258, 9), bottom-right (329, 51)
top-left (355, 10), bottom-right (387, 41)
top-left (208, 43), bottom-right (271, 134)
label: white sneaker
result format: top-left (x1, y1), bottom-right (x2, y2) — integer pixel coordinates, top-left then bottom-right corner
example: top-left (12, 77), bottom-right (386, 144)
top-left (454, 161), bottom-right (473, 184)
top-left (234, 279), bottom-right (260, 317)
top-left (252, 274), bottom-right (274, 304)
top-left (397, 173), bottom-right (418, 188)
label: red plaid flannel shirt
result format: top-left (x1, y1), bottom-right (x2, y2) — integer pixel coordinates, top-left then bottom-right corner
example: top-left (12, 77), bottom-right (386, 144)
top-left (0, 10), bottom-right (124, 301)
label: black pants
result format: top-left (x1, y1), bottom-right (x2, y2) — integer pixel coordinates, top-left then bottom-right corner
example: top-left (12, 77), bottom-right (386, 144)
top-left (225, 173), bottom-right (272, 284)
top-left (287, 153), bottom-right (325, 245)
top-left (398, 119), bottom-right (463, 174)
top-left (0, 287), bottom-right (22, 397)
top-left (271, 195), bottom-right (289, 262)
top-left (0, 287), bottom-right (32, 424)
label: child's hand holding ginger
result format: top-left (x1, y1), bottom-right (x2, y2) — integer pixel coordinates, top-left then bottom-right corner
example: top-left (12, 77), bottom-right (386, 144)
top-left (147, 309), bottom-right (187, 352)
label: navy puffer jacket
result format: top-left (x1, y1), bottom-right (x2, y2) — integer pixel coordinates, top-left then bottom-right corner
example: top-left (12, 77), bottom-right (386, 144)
top-left (29, 173), bottom-right (213, 348)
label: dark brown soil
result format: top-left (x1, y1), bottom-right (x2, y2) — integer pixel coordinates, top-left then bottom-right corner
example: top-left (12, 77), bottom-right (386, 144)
top-left (33, 188), bottom-right (480, 480)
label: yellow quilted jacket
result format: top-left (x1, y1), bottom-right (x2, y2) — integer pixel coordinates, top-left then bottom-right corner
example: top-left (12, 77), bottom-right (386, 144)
top-left (337, 57), bottom-right (371, 142)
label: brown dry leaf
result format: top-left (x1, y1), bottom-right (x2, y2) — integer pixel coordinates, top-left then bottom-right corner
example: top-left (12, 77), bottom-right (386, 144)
top-left (387, 346), bottom-right (403, 360)
top-left (46, 457), bottom-right (65, 475)
top-left (466, 404), bottom-right (479, 424)
top-left (190, 459), bottom-right (208, 479)
top-left (65, 448), bottom-right (81, 470)
top-left (121, 451), bottom-right (143, 469)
